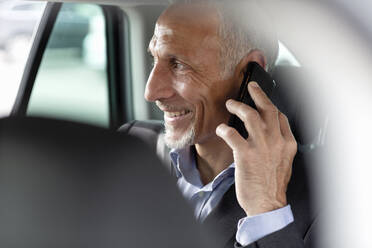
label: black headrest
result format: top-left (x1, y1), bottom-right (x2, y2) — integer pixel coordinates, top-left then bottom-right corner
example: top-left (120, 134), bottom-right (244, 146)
top-left (0, 117), bottom-right (210, 248)
top-left (272, 66), bottom-right (326, 150)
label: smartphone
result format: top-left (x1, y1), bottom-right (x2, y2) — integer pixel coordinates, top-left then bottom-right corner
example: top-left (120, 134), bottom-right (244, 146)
top-left (227, 62), bottom-right (276, 139)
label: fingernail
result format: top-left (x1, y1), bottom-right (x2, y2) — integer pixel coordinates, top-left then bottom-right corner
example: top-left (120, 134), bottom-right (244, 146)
top-left (250, 81), bottom-right (259, 88)
top-left (216, 123), bottom-right (227, 136)
top-left (226, 99), bottom-right (233, 107)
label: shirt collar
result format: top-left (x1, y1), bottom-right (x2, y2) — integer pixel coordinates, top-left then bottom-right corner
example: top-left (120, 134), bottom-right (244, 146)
top-left (170, 146), bottom-right (235, 190)
top-left (170, 146), bottom-right (202, 186)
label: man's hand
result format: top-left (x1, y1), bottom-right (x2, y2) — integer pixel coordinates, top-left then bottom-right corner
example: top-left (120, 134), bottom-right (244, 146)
top-left (216, 81), bottom-right (297, 217)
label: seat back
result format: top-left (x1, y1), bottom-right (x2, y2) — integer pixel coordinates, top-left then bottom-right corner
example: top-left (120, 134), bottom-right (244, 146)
top-left (0, 117), bottom-right (209, 248)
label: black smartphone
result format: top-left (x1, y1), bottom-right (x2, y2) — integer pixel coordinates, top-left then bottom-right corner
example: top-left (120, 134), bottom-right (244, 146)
top-left (227, 62), bottom-right (276, 139)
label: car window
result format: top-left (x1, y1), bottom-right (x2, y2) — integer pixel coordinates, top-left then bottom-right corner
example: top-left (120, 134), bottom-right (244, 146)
top-left (27, 3), bottom-right (109, 127)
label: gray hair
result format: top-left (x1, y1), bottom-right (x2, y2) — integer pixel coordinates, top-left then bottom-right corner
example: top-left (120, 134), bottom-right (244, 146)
top-left (167, 0), bottom-right (278, 77)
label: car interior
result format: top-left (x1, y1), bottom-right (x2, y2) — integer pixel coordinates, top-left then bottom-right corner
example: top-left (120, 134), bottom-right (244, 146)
top-left (2, 0), bottom-right (356, 246)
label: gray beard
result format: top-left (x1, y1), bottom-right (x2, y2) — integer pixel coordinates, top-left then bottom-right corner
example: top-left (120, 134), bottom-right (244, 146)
top-left (164, 121), bottom-right (195, 149)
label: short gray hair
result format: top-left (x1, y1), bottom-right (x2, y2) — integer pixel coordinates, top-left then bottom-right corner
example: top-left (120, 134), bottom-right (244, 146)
top-left (167, 0), bottom-right (278, 77)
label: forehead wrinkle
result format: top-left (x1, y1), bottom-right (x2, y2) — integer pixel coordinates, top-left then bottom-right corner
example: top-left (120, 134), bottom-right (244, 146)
top-left (153, 23), bottom-right (220, 64)
top-left (154, 25), bottom-right (182, 46)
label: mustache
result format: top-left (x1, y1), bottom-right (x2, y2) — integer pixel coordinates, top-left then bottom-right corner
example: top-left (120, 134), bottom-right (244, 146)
top-left (156, 101), bottom-right (192, 112)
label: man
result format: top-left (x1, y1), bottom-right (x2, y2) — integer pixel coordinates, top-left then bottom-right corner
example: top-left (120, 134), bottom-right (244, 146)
top-left (123, 0), bottom-right (317, 247)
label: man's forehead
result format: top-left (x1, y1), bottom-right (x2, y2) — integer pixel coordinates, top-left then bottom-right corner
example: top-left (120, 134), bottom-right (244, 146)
top-left (149, 14), bottom-right (220, 51)
top-left (147, 2), bottom-right (222, 65)
top-left (154, 2), bottom-right (219, 40)
top-left (151, 23), bottom-right (193, 44)
top-left (154, 24), bottom-right (174, 37)
top-left (149, 22), bottom-right (220, 56)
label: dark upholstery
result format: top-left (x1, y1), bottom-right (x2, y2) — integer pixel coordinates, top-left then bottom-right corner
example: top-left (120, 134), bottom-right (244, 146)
top-left (0, 117), bottom-right (209, 248)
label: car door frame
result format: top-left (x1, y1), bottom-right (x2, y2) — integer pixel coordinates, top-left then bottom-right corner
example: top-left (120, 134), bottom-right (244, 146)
top-left (11, 2), bottom-right (131, 130)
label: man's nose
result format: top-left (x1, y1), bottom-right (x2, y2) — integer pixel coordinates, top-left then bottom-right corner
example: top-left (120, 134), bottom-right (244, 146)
top-left (144, 65), bottom-right (175, 102)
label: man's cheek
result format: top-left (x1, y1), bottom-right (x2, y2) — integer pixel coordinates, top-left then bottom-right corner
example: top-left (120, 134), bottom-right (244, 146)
top-left (175, 80), bottom-right (209, 105)
top-left (176, 70), bottom-right (212, 88)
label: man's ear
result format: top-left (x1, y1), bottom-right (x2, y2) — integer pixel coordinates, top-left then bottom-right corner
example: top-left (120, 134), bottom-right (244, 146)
top-left (235, 50), bottom-right (267, 78)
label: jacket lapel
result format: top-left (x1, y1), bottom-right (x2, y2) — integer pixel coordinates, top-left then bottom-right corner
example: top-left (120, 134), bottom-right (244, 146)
top-left (203, 184), bottom-right (246, 246)
top-left (164, 141), bottom-right (244, 246)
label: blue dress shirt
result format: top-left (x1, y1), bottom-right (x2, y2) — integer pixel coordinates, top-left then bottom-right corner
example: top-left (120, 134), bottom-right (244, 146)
top-left (170, 146), bottom-right (294, 246)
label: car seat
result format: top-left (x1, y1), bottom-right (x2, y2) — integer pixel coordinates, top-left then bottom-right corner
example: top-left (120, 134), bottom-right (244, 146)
top-left (0, 117), bottom-right (210, 248)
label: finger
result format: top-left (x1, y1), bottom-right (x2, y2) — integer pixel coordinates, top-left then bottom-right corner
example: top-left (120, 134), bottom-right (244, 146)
top-left (279, 112), bottom-right (295, 142)
top-left (216, 123), bottom-right (247, 151)
top-left (226, 99), bottom-right (264, 140)
top-left (248, 81), bottom-right (280, 131)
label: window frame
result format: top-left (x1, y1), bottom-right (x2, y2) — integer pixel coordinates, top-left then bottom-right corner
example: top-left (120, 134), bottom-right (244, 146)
top-left (11, 2), bottom-right (129, 130)
top-left (103, 5), bottom-right (132, 129)
top-left (11, 2), bottom-right (61, 118)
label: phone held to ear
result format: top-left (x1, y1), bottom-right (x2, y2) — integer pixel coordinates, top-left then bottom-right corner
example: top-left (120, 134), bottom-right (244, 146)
top-left (227, 62), bottom-right (276, 139)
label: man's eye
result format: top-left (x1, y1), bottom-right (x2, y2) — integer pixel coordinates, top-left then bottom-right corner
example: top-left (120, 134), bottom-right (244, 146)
top-left (171, 59), bottom-right (186, 70)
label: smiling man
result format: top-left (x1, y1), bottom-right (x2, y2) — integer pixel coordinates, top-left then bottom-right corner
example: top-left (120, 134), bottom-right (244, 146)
top-left (122, 0), bottom-right (317, 247)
